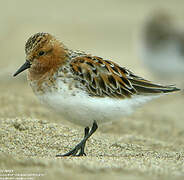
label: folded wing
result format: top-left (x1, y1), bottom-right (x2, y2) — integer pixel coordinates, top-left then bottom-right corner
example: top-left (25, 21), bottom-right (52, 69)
top-left (70, 55), bottom-right (180, 98)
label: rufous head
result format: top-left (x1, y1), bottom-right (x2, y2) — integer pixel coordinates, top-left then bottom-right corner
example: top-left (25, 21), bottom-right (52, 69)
top-left (13, 32), bottom-right (68, 78)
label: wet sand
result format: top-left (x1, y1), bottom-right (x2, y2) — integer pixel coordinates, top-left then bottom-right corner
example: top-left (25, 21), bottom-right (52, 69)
top-left (0, 0), bottom-right (184, 179)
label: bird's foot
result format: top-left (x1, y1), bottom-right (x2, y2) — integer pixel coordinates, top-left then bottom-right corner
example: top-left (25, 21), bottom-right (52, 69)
top-left (56, 121), bottom-right (98, 157)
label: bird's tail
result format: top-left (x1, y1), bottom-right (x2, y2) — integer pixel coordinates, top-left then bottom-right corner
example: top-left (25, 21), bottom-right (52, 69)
top-left (129, 78), bottom-right (180, 95)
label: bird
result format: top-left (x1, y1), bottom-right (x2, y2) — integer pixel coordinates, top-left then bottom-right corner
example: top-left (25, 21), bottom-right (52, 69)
top-left (13, 32), bottom-right (180, 157)
top-left (139, 12), bottom-right (184, 82)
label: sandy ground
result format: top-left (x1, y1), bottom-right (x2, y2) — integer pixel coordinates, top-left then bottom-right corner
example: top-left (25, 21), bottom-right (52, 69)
top-left (0, 0), bottom-right (184, 180)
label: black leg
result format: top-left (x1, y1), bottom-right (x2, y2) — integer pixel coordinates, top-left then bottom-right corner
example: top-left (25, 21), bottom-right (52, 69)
top-left (56, 121), bottom-right (98, 157)
top-left (77, 127), bottom-right (90, 156)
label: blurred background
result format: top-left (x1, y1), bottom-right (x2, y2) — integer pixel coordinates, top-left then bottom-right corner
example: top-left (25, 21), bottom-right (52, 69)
top-left (0, 0), bottom-right (184, 135)
top-left (0, 0), bottom-right (184, 133)
top-left (0, 1), bottom-right (184, 179)
top-left (0, 0), bottom-right (184, 81)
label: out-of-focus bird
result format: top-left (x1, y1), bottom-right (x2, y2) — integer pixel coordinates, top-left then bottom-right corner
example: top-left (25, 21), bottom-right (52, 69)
top-left (139, 12), bottom-right (184, 83)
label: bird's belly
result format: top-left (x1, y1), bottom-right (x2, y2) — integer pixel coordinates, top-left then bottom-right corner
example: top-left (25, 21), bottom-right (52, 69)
top-left (36, 89), bottom-right (157, 127)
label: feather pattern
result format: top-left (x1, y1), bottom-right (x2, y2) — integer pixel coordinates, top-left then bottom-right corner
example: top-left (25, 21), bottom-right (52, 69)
top-left (69, 55), bottom-right (179, 98)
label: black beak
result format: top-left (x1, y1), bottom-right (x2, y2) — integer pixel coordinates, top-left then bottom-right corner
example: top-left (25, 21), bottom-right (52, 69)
top-left (13, 60), bottom-right (31, 77)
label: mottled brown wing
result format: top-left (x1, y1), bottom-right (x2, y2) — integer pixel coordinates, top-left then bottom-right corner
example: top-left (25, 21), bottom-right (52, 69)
top-left (70, 55), bottom-right (179, 98)
top-left (70, 55), bottom-right (136, 98)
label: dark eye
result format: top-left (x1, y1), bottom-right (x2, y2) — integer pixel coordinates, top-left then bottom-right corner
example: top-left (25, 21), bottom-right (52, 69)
top-left (38, 51), bottom-right (45, 56)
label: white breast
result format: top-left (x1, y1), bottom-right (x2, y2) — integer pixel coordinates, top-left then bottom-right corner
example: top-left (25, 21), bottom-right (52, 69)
top-left (36, 80), bottom-right (159, 127)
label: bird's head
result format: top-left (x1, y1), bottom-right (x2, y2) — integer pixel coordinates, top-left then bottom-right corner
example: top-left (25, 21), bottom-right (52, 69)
top-left (13, 32), bottom-right (68, 79)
